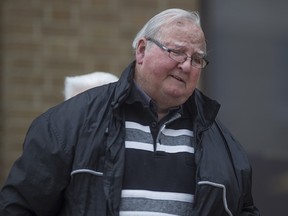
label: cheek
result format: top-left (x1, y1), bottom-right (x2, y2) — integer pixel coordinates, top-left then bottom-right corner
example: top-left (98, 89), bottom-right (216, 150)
top-left (144, 56), bottom-right (172, 78)
top-left (187, 71), bottom-right (201, 88)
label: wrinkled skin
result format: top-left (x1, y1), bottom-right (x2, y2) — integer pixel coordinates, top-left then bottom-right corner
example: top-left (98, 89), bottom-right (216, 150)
top-left (134, 18), bottom-right (206, 119)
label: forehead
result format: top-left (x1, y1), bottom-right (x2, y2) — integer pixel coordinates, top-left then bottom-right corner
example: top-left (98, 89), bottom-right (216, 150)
top-left (158, 19), bottom-right (205, 50)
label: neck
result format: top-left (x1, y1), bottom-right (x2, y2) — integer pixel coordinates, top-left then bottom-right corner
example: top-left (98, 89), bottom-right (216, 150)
top-left (157, 108), bottom-right (170, 120)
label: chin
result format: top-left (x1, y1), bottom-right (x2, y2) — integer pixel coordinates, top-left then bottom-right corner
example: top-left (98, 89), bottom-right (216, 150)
top-left (169, 90), bottom-right (188, 99)
top-left (167, 95), bottom-right (188, 106)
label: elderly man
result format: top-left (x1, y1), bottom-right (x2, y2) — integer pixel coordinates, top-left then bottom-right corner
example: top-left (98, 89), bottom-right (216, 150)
top-left (0, 8), bottom-right (259, 216)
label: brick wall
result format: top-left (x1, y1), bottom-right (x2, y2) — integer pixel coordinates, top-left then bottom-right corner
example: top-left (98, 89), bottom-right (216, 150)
top-left (0, 0), bottom-right (200, 185)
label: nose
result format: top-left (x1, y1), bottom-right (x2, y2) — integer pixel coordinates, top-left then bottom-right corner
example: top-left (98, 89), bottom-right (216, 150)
top-left (178, 57), bottom-right (193, 72)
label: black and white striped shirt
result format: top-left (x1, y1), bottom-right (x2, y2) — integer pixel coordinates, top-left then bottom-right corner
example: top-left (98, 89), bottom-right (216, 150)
top-left (120, 83), bottom-right (196, 216)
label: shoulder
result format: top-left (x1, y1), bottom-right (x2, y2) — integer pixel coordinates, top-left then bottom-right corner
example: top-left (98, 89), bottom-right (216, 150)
top-left (34, 82), bottom-right (117, 134)
top-left (213, 119), bottom-right (251, 168)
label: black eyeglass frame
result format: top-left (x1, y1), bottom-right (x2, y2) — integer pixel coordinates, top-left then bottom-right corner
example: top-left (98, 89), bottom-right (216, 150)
top-left (146, 37), bottom-right (209, 69)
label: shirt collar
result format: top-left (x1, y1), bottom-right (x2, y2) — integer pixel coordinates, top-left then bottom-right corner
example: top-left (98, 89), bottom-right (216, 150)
top-left (126, 81), bottom-right (182, 115)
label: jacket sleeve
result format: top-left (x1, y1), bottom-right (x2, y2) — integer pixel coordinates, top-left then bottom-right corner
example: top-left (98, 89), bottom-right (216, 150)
top-left (240, 205), bottom-right (260, 216)
top-left (239, 167), bottom-right (260, 216)
top-left (0, 110), bottom-right (74, 216)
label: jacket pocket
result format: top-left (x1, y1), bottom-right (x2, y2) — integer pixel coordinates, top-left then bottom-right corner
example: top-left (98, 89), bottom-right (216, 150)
top-left (195, 181), bottom-right (234, 216)
top-left (62, 168), bottom-right (106, 215)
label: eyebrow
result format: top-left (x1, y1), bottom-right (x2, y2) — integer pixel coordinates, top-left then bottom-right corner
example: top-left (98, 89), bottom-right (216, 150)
top-left (194, 50), bottom-right (205, 56)
top-left (170, 43), bottom-right (206, 57)
top-left (170, 40), bottom-right (205, 52)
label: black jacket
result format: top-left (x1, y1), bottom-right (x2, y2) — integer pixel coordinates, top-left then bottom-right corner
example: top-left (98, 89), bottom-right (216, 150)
top-left (0, 62), bottom-right (259, 216)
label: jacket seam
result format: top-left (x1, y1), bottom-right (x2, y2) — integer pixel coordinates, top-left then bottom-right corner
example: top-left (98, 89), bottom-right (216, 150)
top-left (42, 113), bottom-right (65, 151)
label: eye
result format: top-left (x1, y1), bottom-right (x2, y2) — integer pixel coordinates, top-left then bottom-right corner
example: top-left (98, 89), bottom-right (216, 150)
top-left (170, 51), bottom-right (182, 57)
top-left (193, 56), bottom-right (203, 64)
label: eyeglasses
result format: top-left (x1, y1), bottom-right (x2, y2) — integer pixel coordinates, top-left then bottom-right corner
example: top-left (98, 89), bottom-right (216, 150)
top-left (147, 37), bottom-right (209, 69)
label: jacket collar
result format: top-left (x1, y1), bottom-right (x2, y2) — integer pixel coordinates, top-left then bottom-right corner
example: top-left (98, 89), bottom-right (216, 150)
top-left (111, 60), bottom-right (220, 128)
top-left (111, 61), bottom-right (135, 110)
top-left (189, 89), bottom-right (221, 130)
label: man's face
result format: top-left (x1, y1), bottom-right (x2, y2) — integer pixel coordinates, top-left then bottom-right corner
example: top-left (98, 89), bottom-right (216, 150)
top-left (134, 19), bottom-right (206, 110)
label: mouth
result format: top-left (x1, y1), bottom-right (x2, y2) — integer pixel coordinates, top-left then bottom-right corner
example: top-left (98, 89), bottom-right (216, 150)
top-left (170, 75), bottom-right (185, 83)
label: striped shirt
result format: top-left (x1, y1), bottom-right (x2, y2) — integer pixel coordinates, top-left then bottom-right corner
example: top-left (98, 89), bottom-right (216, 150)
top-left (120, 82), bottom-right (196, 216)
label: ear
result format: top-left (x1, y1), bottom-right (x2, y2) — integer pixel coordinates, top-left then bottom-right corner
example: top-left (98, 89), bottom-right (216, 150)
top-left (135, 39), bottom-right (147, 64)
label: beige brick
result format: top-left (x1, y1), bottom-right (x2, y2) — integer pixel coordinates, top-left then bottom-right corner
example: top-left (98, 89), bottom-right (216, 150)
top-left (0, 0), bottom-right (200, 186)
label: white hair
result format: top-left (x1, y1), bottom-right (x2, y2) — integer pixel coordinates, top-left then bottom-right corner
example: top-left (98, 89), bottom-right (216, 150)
top-left (132, 8), bottom-right (203, 49)
top-left (64, 72), bottom-right (118, 100)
